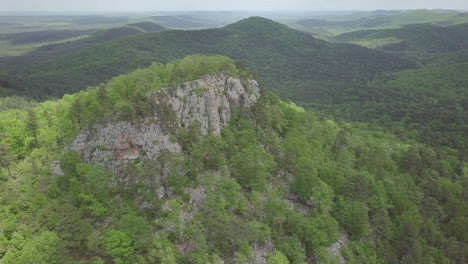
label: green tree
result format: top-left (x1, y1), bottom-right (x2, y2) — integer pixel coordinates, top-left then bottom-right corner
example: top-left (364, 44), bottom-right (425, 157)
top-left (2, 231), bottom-right (61, 264)
top-left (119, 214), bottom-right (152, 251)
top-left (60, 151), bottom-right (81, 178)
top-left (334, 200), bottom-right (370, 240)
top-left (268, 251), bottom-right (290, 264)
top-left (277, 235), bottom-right (306, 264)
top-left (103, 230), bottom-right (135, 264)
top-left (0, 141), bottom-right (14, 176)
top-left (448, 217), bottom-right (468, 243)
top-left (232, 145), bottom-right (276, 190)
top-left (26, 110), bottom-right (39, 148)
top-left (147, 236), bottom-right (179, 264)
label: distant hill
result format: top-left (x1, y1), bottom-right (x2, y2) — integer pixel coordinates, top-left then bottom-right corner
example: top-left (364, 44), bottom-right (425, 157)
top-left (0, 17), bottom-right (414, 101)
top-left (126, 21), bottom-right (168, 32)
top-left (0, 22), bottom-right (167, 69)
top-left (296, 9), bottom-right (468, 32)
top-left (332, 23), bottom-right (468, 58)
top-left (42, 21), bottom-right (167, 47)
top-left (84, 22), bottom-right (167, 42)
top-left (323, 10), bottom-right (405, 22)
top-left (0, 29), bottom-right (94, 44)
top-left (392, 9), bottom-right (468, 25)
top-left (87, 26), bottom-right (144, 41)
top-left (149, 15), bottom-right (219, 29)
top-left (297, 15), bottom-right (393, 28)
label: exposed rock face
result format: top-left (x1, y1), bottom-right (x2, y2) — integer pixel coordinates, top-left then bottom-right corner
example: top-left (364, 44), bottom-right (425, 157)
top-left (252, 240), bottom-right (274, 264)
top-left (51, 160), bottom-right (65, 177)
top-left (67, 74), bottom-right (260, 173)
top-left (162, 74), bottom-right (259, 136)
top-left (327, 233), bottom-right (350, 264)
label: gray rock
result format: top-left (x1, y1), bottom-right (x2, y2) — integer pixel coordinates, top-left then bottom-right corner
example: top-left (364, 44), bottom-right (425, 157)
top-left (157, 186), bottom-right (166, 199)
top-left (67, 74), bottom-right (260, 174)
top-left (327, 233), bottom-right (350, 264)
top-left (51, 160), bottom-right (65, 177)
top-left (251, 240), bottom-right (274, 264)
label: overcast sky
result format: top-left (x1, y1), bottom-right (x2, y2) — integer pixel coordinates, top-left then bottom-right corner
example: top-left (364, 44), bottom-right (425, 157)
top-left (1, 0), bottom-right (467, 12)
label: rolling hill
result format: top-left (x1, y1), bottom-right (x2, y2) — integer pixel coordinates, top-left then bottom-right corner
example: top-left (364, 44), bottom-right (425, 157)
top-left (0, 17), bottom-right (414, 100)
top-left (0, 21), bottom-right (167, 70)
top-left (126, 21), bottom-right (168, 32)
top-left (34, 21), bottom-right (167, 54)
top-left (332, 23), bottom-right (468, 59)
top-left (0, 29), bottom-right (95, 45)
top-left (149, 15), bottom-right (220, 29)
top-left (294, 9), bottom-right (468, 36)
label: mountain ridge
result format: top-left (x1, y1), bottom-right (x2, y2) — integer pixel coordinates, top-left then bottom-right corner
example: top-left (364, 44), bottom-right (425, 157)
top-left (332, 22), bottom-right (468, 57)
top-left (297, 9), bottom-right (468, 29)
top-left (0, 16), bottom-right (414, 100)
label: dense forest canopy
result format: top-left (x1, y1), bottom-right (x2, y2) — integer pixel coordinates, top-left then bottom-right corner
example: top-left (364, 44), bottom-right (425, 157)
top-left (0, 55), bottom-right (467, 264)
top-left (1, 8), bottom-right (468, 264)
top-left (332, 23), bottom-right (468, 59)
top-left (9, 17), bottom-right (463, 153)
top-left (0, 17), bottom-right (414, 100)
top-left (291, 9), bottom-right (468, 36)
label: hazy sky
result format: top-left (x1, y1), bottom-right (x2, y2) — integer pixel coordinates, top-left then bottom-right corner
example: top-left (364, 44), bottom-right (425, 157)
top-left (1, 0), bottom-right (467, 12)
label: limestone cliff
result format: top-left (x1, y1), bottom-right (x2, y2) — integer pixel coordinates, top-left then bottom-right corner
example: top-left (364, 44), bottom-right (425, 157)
top-left (67, 74), bottom-right (260, 173)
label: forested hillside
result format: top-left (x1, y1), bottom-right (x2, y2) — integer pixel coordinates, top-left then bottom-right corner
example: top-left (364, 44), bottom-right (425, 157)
top-left (0, 29), bottom-right (95, 45)
top-left (0, 17), bottom-right (466, 158)
top-left (309, 60), bottom-right (468, 156)
top-left (0, 21), bottom-right (167, 68)
top-left (313, 22), bottom-right (468, 156)
top-left (0, 17), bottom-right (413, 99)
top-left (0, 55), bottom-right (467, 264)
top-left (148, 15), bottom-right (220, 29)
top-left (294, 9), bottom-right (468, 35)
top-left (2, 17), bottom-right (466, 155)
top-left (0, 18), bottom-right (164, 57)
top-left (332, 23), bottom-right (468, 59)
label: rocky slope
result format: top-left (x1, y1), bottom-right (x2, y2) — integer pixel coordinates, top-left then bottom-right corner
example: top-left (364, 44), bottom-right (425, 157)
top-left (67, 74), bottom-right (260, 174)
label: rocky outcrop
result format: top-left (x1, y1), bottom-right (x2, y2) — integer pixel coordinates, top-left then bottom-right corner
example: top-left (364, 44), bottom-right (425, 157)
top-left (327, 233), bottom-right (349, 264)
top-left (67, 74), bottom-right (260, 173)
top-left (252, 240), bottom-right (274, 264)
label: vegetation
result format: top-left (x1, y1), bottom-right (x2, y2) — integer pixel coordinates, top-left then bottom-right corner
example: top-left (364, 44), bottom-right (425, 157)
top-left (126, 22), bottom-right (168, 32)
top-left (0, 17), bottom-right (413, 100)
top-left (332, 23), bottom-right (468, 59)
top-left (294, 9), bottom-right (468, 36)
top-left (303, 22), bottom-right (468, 155)
top-left (0, 29), bottom-right (95, 45)
top-left (0, 17), bottom-right (465, 164)
top-left (149, 15), bottom-right (219, 29)
top-left (345, 37), bottom-right (401, 49)
top-left (300, 59), bottom-right (468, 157)
top-left (0, 15), bottom-right (130, 34)
top-left (0, 22), bottom-right (166, 57)
top-left (0, 35), bottom-right (90, 57)
top-left (0, 55), bottom-right (466, 264)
